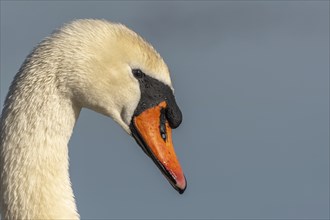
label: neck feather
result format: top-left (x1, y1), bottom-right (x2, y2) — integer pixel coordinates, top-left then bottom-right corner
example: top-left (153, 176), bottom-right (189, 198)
top-left (0, 67), bottom-right (81, 219)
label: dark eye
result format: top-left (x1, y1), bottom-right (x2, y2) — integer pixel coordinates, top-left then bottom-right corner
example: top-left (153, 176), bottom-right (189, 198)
top-left (132, 69), bottom-right (144, 78)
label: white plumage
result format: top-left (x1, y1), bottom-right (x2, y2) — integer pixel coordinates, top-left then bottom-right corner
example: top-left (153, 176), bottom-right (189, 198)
top-left (0, 19), bottom-right (176, 219)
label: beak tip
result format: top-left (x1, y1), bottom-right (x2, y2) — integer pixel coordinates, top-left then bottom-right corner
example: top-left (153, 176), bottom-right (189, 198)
top-left (177, 187), bottom-right (186, 194)
top-left (175, 176), bottom-right (187, 194)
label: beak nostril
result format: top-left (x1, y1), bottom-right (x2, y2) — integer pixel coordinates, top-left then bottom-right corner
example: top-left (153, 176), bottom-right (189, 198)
top-left (159, 108), bottom-right (167, 142)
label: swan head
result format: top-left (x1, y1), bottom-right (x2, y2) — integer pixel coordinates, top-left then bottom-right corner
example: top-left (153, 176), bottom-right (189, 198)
top-left (53, 19), bottom-right (186, 193)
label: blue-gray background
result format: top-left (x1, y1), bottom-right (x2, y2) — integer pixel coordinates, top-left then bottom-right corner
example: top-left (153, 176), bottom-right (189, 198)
top-left (0, 1), bottom-right (329, 219)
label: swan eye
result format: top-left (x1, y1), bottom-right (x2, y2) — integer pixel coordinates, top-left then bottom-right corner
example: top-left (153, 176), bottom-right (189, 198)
top-left (132, 69), bottom-right (144, 78)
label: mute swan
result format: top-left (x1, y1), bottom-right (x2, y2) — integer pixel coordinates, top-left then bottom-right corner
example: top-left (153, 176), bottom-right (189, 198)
top-left (0, 19), bottom-right (186, 219)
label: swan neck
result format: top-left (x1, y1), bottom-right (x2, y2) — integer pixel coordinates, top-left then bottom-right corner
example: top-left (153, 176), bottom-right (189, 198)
top-left (0, 73), bottom-right (81, 219)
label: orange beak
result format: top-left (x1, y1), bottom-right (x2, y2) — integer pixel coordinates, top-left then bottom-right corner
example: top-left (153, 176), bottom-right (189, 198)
top-left (130, 101), bottom-right (186, 194)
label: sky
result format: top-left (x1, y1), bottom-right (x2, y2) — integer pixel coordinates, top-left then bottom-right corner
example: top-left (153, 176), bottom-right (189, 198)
top-left (0, 1), bottom-right (329, 219)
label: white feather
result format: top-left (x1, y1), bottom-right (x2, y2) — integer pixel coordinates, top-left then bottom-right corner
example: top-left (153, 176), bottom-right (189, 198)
top-left (0, 19), bottom-right (172, 219)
